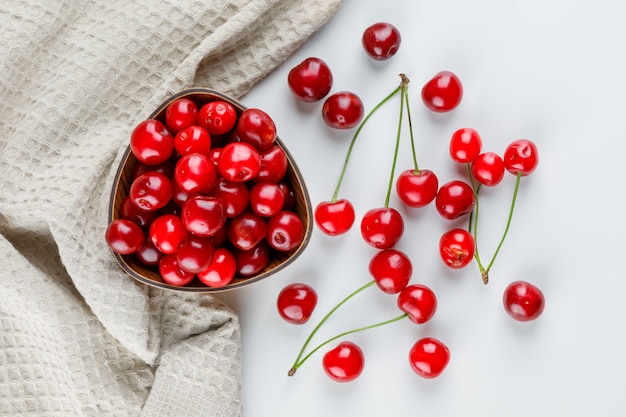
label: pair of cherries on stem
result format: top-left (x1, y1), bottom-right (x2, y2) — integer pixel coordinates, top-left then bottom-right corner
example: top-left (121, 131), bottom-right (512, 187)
top-left (281, 248), bottom-right (448, 381)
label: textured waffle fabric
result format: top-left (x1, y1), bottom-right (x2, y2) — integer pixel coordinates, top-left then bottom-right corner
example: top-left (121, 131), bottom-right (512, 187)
top-left (0, 1), bottom-right (343, 416)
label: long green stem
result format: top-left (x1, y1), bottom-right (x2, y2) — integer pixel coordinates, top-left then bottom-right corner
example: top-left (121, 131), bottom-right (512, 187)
top-left (403, 83), bottom-right (420, 173)
top-left (384, 75), bottom-right (409, 207)
top-left (465, 163), bottom-right (486, 275)
top-left (289, 313), bottom-right (408, 376)
top-left (289, 280), bottom-right (376, 374)
top-left (330, 86), bottom-right (402, 202)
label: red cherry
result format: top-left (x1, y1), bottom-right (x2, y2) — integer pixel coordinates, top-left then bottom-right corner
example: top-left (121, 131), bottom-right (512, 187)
top-left (322, 341), bottom-right (365, 383)
top-left (105, 219), bottom-right (144, 255)
top-left (471, 152), bottom-right (505, 186)
top-left (132, 159), bottom-right (175, 179)
top-left (503, 139), bottom-right (539, 176)
top-left (368, 249), bottom-right (412, 294)
top-left (159, 254), bottom-right (195, 287)
top-left (439, 228), bottom-right (475, 269)
top-left (362, 22), bottom-right (401, 61)
top-left (395, 169), bottom-right (439, 208)
top-left (120, 196), bottom-right (158, 228)
top-left (234, 241), bottom-right (271, 277)
top-left (314, 199), bottom-right (355, 236)
top-left (218, 142), bottom-right (262, 182)
top-left (287, 57), bottom-right (333, 102)
top-left (266, 211), bottom-right (305, 252)
top-left (165, 98), bottom-right (198, 134)
top-left (197, 247), bottom-right (237, 288)
top-left (170, 179), bottom-right (197, 207)
top-left (449, 128), bottom-right (482, 163)
top-left (149, 214), bottom-right (188, 255)
top-left (409, 337), bottom-right (450, 378)
top-left (237, 108), bottom-right (277, 151)
top-left (279, 182), bottom-right (296, 211)
top-left (421, 71), bottom-right (463, 113)
top-left (173, 125), bottom-right (212, 157)
top-left (503, 280), bottom-right (545, 322)
top-left (227, 211), bottom-right (267, 251)
top-left (322, 91), bottom-right (364, 129)
top-left (129, 171), bottom-right (173, 212)
top-left (181, 195), bottom-right (226, 237)
top-left (435, 180), bottom-right (475, 220)
top-left (249, 182), bottom-right (285, 217)
top-left (397, 284), bottom-right (437, 324)
top-left (130, 119), bottom-right (173, 165)
top-left (210, 178), bottom-right (250, 218)
top-left (197, 100), bottom-right (238, 136)
top-left (174, 153), bottom-right (218, 194)
top-left (277, 283), bottom-right (318, 324)
top-left (134, 239), bottom-right (163, 266)
top-left (175, 234), bottom-right (214, 274)
top-left (360, 207), bottom-right (404, 249)
top-left (256, 145), bottom-right (288, 183)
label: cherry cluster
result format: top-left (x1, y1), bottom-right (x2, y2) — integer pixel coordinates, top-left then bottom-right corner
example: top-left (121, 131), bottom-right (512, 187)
top-left (278, 22), bottom-right (545, 383)
top-left (105, 98), bottom-right (305, 288)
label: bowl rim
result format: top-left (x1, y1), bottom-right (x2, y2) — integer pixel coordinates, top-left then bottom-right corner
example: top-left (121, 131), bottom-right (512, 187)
top-left (108, 88), bottom-right (313, 292)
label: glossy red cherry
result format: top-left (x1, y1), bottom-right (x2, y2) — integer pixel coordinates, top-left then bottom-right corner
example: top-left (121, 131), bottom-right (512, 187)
top-left (129, 171), bottom-right (173, 212)
top-left (131, 159), bottom-right (175, 180)
top-left (256, 145), bottom-right (288, 183)
top-left (176, 234), bottom-right (214, 274)
top-left (449, 128), bottom-right (482, 163)
top-left (397, 284), bottom-right (437, 324)
top-left (503, 139), bottom-right (539, 176)
top-left (322, 91), bottom-right (364, 129)
top-left (227, 211), bottom-right (267, 251)
top-left (287, 57), bottom-right (333, 102)
top-left (210, 178), bottom-right (249, 218)
top-left (237, 108), bottom-right (277, 151)
top-left (277, 283), bottom-right (318, 324)
top-left (105, 219), bottom-right (145, 255)
top-left (435, 180), bottom-right (475, 220)
top-left (218, 142), bottom-right (262, 182)
top-left (250, 182), bottom-right (285, 217)
top-left (362, 22), bottom-right (401, 61)
top-left (197, 247), bottom-right (237, 288)
top-left (159, 254), bottom-right (195, 286)
top-left (395, 169), bottom-right (439, 208)
top-left (181, 195), bottom-right (226, 237)
top-left (439, 228), bottom-right (475, 269)
top-left (471, 152), bottom-right (505, 186)
top-left (322, 341), bottom-right (365, 383)
top-left (174, 153), bottom-right (218, 194)
top-left (314, 199), bottom-right (355, 236)
top-left (130, 119), bottom-right (173, 165)
top-left (266, 211), bottom-right (304, 252)
top-left (360, 207), bottom-right (404, 249)
top-left (409, 337), bottom-right (450, 378)
top-left (421, 71), bottom-right (463, 113)
top-left (173, 125), bottom-right (211, 157)
top-left (197, 100), bottom-right (238, 136)
top-left (120, 196), bottom-right (158, 229)
top-left (235, 241), bottom-right (271, 277)
top-left (134, 239), bottom-right (163, 266)
top-left (503, 280), bottom-right (545, 322)
top-left (149, 214), bottom-right (188, 255)
top-left (368, 249), bottom-right (412, 294)
top-left (165, 98), bottom-right (198, 133)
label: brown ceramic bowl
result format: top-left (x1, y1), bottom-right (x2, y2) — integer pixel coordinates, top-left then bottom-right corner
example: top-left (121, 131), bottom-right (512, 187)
top-left (108, 88), bottom-right (312, 292)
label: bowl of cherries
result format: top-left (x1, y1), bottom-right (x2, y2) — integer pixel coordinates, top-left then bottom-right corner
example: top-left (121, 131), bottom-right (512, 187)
top-left (106, 88), bottom-right (313, 292)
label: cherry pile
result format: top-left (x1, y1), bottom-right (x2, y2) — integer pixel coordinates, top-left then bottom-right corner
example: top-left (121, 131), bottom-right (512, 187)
top-left (105, 98), bottom-right (305, 288)
top-left (278, 22), bottom-right (545, 382)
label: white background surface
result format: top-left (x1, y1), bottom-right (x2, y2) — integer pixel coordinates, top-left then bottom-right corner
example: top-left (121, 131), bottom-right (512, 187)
top-left (220, 0), bottom-right (626, 416)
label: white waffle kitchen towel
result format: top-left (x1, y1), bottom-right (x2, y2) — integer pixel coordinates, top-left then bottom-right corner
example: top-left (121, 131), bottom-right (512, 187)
top-left (0, 1), bottom-right (343, 416)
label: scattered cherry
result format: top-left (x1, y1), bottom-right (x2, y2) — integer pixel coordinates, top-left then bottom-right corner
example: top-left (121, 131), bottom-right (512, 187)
top-left (503, 139), bottom-right (539, 176)
top-left (439, 228), bottom-right (475, 269)
top-left (435, 180), bottom-right (475, 220)
top-left (322, 341), bottom-right (365, 383)
top-left (409, 337), bottom-right (450, 378)
top-left (449, 127), bottom-right (482, 163)
top-left (362, 22), bottom-right (401, 61)
top-left (287, 57), bottom-right (333, 102)
top-left (314, 199), bottom-right (356, 236)
top-left (503, 280), bottom-right (545, 322)
top-left (395, 169), bottom-right (439, 208)
top-left (360, 207), bottom-right (404, 249)
top-left (397, 284), bottom-right (437, 324)
top-left (368, 249), bottom-right (412, 294)
top-left (471, 152), bottom-right (505, 186)
top-left (421, 70), bottom-right (463, 113)
top-left (277, 283), bottom-right (318, 324)
top-left (322, 91), bottom-right (364, 129)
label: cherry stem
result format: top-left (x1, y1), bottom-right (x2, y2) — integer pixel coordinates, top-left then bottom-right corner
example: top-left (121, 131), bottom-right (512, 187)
top-left (289, 280), bottom-right (376, 375)
top-left (466, 163), bottom-right (486, 274)
top-left (403, 82), bottom-right (420, 173)
top-left (289, 312), bottom-right (408, 376)
top-left (384, 74), bottom-right (409, 208)
top-left (330, 84), bottom-right (403, 202)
